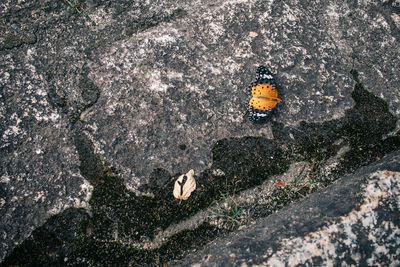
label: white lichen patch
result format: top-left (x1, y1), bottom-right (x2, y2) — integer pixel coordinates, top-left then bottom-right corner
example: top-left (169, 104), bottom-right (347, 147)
top-left (153, 32), bottom-right (178, 46)
top-left (166, 70), bottom-right (184, 81)
top-left (207, 22), bottom-right (225, 43)
top-left (147, 70), bottom-right (169, 93)
top-left (33, 191), bottom-right (46, 202)
top-left (261, 170), bottom-right (400, 266)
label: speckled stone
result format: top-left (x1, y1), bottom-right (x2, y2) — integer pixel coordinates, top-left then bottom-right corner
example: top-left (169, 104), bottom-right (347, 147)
top-left (0, 52), bottom-right (92, 260)
top-left (1, 0), bottom-right (399, 263)
top-left (82, 0), bottom-right (400, 189)
top-left (82, 0), bottom-right (362, 188)
top-left (177, 150), bottom-right (400, 266)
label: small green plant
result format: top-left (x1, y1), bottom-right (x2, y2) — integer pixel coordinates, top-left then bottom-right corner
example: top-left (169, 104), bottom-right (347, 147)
top-left (62, 0), bottom-right (87, 14)
top-left (211, 195), bottom-right (243, 229)
top-left (291, 175), bottom-right (320, 195)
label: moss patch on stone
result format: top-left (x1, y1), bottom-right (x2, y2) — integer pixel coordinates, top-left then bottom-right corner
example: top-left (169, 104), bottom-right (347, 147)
top-left (2, 70), bottom-right (399, 265)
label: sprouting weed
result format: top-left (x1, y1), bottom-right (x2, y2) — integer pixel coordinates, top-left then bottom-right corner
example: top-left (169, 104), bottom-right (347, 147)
top-left (211, 195), bottom-right (243, 230)
top-left (62, 0), bottom-right (87, 14)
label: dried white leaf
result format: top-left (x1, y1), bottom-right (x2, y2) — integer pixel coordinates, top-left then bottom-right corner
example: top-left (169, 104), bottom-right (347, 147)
top-left (173, 169), bottom-right (196, 201)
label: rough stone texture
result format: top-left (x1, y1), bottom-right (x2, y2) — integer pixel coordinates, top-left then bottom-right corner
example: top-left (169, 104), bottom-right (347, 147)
top-left (0, 0), bottom-right (399, 264)
top-left (82, 0), bottom-right (400, 188)
top-left (344, 1), bottom-right (400, 117)
top-left (83, 0), bottom-right (357, 188)
top-left (0, 0), bottom-right (190, 261)
top-left (177, 150), bottom-right (400, 266)
top-left (0, 50), bottom-right (92, 260)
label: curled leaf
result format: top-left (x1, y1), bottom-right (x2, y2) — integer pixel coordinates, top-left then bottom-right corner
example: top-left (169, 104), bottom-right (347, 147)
top-left (173, 169), bottom-right (196, 201)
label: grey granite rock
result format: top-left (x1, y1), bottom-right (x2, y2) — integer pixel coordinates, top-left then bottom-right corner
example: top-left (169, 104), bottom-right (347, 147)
top-left (0, 0), bottom-right (187, 261)
top-left (0, 0), bottom-right (399, 264)
top-left (177, 150), bottom-right (400, 266)
top-left (0, 51), bottom-right (92, 260)
top-left (82, 0), bottom-right (400, 188)
top-left (344, 1), bottom-right (400, 117)
top-left (82, 0), bottom-right (359, 188)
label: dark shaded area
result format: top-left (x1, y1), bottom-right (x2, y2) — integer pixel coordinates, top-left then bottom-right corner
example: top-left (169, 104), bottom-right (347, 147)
top-left (47, 66), bottom-right (101, 123)
top-left (1, 209), bottom-right (90, 266)
top-left (1, 174), bottom-right (225, 266)
top-left (345, 70), bottom-right (396, 144)
top-left (0, 27), bottom-right (37, 50)
top-left (337, 70), bottom-right (399, 175)
top-left (212, 137), bottom-right (289, 191)
top-left (271, 70), bottom-right (398, 182)
top-left (77, 66), bottom-right (101, 110)
top-left (281, 120), bottom-right (343, 161)
top-left (73, 128), bottom-right (104, 183)
top-left (156, 223), bottom-right (225, 265)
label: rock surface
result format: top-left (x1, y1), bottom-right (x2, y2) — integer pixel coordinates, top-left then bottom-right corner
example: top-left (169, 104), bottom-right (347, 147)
top-left (0, 45), bottom-right (92, 260)
top-left (82, 0), bottom-right (400, 188)
top-left (0, 0), bottom-right (399, 264)
top-left (177, 150), bottom-right (400, 266)
top-left (83, 0), bottom-right (357, 187)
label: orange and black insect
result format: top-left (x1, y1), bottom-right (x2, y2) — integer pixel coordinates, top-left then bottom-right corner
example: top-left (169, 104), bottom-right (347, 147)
top-left (247, 66), bottom-right (282, 122)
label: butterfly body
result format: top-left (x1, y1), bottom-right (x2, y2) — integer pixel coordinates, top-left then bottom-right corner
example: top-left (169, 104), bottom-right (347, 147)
top-left (248, 66), bottom-right (282, 122)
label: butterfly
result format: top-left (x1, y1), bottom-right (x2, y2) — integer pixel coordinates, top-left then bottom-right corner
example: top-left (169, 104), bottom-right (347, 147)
top-left (247, 66), bottom-right (282, 122)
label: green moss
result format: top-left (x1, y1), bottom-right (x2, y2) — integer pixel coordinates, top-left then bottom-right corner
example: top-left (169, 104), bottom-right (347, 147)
top-left (211, 137), bottom-right (290, 190)
top-left (156, 222), bottom-right (224, 264)
top-left (1, 209), bottom-right (90, 266)
top-left (72, 235), bottom-right (148, 265)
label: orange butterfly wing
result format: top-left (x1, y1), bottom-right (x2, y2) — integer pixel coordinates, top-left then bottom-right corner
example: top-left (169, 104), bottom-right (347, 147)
top-left (248, 83), bottom-right (282, 111)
